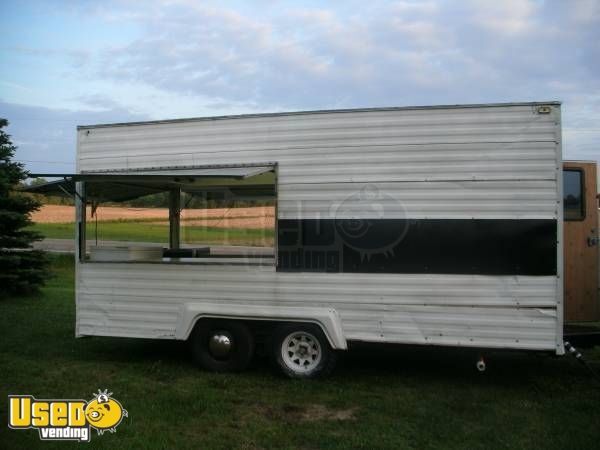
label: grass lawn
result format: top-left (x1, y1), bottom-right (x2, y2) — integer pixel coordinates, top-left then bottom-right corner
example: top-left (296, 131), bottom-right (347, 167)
top-left (1, 254), bottom-right (600, 449)
top-left (28, 222), bottom-right (274, 247)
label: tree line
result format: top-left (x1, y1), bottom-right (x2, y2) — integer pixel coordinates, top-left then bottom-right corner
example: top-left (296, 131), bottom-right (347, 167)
top-left (24, 179), bottom-right (274, 209)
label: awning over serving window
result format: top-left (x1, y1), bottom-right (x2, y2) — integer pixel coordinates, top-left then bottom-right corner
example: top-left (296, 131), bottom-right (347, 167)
top-left (22, 165), bottom-right (276, 202)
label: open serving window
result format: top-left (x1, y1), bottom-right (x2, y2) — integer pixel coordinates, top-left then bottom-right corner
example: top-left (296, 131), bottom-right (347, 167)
top-left (27, 164), bottom-right (277, 266)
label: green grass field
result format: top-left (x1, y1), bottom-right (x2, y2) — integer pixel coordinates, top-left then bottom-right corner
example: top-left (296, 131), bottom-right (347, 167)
top-left (1, 254), bottom-right (600, 449)
top-left (28, 222), bottom-right (274, 247)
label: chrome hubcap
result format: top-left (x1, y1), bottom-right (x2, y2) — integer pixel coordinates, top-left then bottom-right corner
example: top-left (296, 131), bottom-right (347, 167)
top-left (208, 332), bottom-right (233, 359)
top-left (281, 331), bottom-right (322, 372)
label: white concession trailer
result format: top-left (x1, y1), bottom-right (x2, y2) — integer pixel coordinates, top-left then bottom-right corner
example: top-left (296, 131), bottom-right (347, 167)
top-left (33, 102), bottom-right (564, 378)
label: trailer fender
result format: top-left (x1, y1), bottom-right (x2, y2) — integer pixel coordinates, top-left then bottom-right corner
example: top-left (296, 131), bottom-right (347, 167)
top-left (177, 303), bottom-right (347, 350)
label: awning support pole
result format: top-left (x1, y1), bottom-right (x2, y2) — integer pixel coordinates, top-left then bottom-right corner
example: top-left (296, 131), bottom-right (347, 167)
top-left (169, 189), bottom-right (181, 249)
top-left (75, 182), bottom-right (86, 261)
top-left (57, 177), bottom-right (84, 202)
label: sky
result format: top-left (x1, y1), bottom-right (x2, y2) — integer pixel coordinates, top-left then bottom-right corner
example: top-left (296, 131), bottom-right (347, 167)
top-left (1, 0), bottom-right (599, 174)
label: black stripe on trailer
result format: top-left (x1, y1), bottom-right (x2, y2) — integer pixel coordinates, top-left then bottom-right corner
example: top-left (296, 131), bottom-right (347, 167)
top-left (277, 219), bottom-right (557, 276)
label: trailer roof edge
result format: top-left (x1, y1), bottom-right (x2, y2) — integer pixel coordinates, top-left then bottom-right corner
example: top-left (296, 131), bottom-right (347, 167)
top-left (77, 101), bottom-right (562, 130)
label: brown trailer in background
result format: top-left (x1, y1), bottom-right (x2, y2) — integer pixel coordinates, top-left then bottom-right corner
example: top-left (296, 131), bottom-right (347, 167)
top-left (563, 161), bottom-right (599, 326)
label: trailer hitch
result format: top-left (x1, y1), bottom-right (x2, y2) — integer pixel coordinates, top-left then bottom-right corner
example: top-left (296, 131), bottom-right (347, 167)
top-left (564, 341), bottom-right (600, 383)
top-left (476, 355), bottom-right (486, 372)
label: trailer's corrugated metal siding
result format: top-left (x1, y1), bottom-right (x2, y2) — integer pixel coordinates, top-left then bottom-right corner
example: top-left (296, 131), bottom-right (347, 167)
top-left (76, 103), bottom-right (562, 352)
top-left (78, 105), bottom-right (560, 220)
top-left (77, 264), bottom-right (557, 350)
top-left (79, 108), bottom-right (558, 175)
top-left (278, 180), bottom-right (557, 219)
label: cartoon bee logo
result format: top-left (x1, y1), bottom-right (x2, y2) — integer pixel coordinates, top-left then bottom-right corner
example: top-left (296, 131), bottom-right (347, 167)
top-left (84, 389), bottom-right (128, 435)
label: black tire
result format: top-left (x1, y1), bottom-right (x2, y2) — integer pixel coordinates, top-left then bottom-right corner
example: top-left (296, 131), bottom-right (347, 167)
top-left (190, 319), bottom-right (254, 372)
top-left (271, 323), bottom-right (337, 379)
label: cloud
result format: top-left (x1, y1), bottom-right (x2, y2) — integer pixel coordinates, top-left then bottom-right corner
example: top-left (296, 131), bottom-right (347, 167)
top-left (2, 0), bottom-right (599, 167)
top-left (468, 0), bottom-right (538, 35)
top-left (562, 91), bottom-right (600, 162)
top-left (391, 1), bottom-right (440, 15)
top-left (70, 1), bottom-right (594, 112)
top-left (75, 93), bottom-right (128, 111)
top-left (0, 100), bottom-right (147, 173)
top-left (91, 4), bottom-right (338, 109)
top-left (90, 4), bottom-right (447, 108)
top-left (1, 45), bottom-right (90, 68)
top-left (569, 0), bottom-right (600, 24)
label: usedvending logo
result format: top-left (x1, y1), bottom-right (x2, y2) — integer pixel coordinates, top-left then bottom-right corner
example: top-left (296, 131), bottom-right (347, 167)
top-left (8, 389), bottom-right (127, 442)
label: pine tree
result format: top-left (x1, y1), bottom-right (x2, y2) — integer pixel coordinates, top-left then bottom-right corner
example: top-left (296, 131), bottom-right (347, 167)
top-left (0, 118), bottom-right (49, 296)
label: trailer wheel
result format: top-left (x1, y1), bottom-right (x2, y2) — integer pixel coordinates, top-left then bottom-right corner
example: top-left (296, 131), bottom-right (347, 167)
top-left (190, 320), bottom-right (254, 372)
top-left (272, 323), bottom-right (337, 379)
